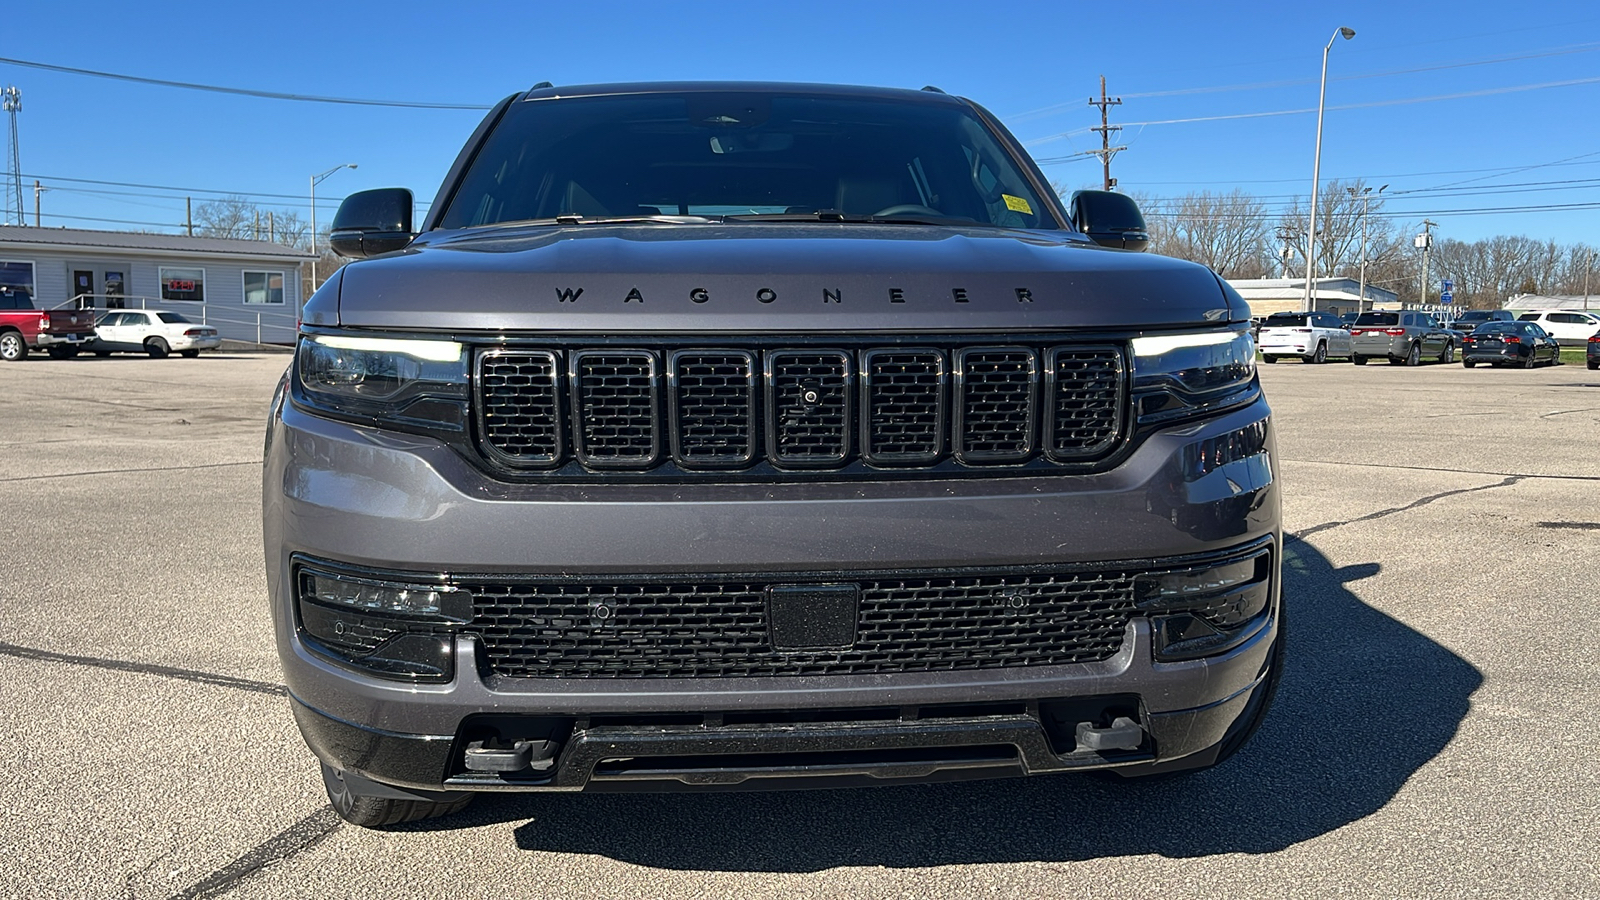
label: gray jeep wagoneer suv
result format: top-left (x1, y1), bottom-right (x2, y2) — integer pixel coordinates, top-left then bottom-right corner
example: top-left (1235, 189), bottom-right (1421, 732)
top-left (263, 82), bottom-right (1282, 827)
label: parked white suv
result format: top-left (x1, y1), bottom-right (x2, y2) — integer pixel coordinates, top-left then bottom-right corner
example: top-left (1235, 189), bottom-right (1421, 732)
top-left (90, 310), bottom-right (222, 358)
top-left (1516, 310), bottom-right (1600, 346)
top-left (1256, 310), bottom-right (1352, 364)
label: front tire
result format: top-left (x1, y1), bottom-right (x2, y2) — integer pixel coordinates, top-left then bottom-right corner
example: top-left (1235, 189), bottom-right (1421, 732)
top-left (145, 337), bottom-right (169, 359)
top-left (320, 763), bottom-right (475, 829)
top-left (1440, 343), bottom-right (1455, 364)
top-left (0, 331), bottom-right (26, 361)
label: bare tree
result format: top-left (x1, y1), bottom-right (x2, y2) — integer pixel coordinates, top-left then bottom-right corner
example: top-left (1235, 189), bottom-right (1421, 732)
top-left (194, 195), bottom-right (311, 249)
top-left (1158, 189), bottom-right (1269, 277)
top-left (1277, 179), bottom-right (1390, 281)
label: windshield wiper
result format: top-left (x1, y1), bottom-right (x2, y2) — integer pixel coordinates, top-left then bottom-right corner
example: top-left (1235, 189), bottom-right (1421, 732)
top-left (723, 209), bottom-right (977, 226)
top-left (551, 214), bottom-right (721, 225)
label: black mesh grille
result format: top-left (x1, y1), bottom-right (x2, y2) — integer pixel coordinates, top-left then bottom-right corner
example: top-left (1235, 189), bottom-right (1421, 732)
top-left (670, 351), bottom-right (755, 466)
top-left (862, 349), bottom-right (944, 463)
top-left (478, 351), bottom-right (562, 466)
top-left (956, 348), bottom-right (1037, 462)
top-left (768, 351), bottom-right (851, 465)
top-left (571, 351), bottom-right (659, 466)
top-left (1048, 348), bottom-right (1125, 459)
top-left (466, 568), bottom-right (1138, 678)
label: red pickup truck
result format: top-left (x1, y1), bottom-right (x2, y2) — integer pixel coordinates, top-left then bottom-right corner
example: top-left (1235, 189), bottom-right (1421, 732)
top-left (0, 288), bottom-right (97, 361)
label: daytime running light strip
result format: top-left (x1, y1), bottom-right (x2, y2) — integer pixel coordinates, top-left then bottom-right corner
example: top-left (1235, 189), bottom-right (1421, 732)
top-left (1131, 331), bottom-right (1240, 357)
top-left (313, 335), bottom-right (463, 363)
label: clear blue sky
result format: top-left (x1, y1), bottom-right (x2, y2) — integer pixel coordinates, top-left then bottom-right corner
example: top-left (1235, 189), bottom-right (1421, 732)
top-left (4, 0), bottom-right (1599, 247)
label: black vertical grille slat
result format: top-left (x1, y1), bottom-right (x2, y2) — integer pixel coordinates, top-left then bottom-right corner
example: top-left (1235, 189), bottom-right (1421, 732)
top-left (1047, 346), bottom-right (1125, 460)
top-left (955, 347), bottom-right (1037, 463)
top-left (475, 341), bottom-right (1130, 475)
top-left (669, 350), bottom-right (756, 467)
top-left (767, 350), bottom-right (851, 466)
top-left (478, 350), bottom-right (562, 466)
top-left (861, 349), bottom-right (944, 464)
top-left (570, 350), bottom-right (660, 467)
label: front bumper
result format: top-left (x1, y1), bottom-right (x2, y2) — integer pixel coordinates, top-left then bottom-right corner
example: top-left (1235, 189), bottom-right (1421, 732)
top-left (265, 393), bottom-right (1280, 791)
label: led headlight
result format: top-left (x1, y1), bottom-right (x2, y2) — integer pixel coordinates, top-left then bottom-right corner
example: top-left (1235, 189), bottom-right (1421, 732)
top-left (1130, 327), bottom-right (1257, 423)
top-left (293, 334), bottom-right (469, 430)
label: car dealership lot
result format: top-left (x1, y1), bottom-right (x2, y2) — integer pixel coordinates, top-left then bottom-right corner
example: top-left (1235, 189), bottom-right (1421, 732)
top-left (1, 354), bottom-right (1597, 899)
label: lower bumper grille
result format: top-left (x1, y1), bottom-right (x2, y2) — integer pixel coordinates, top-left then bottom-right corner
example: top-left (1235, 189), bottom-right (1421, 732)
top-left (464, 568), bottom-right (1138, 679)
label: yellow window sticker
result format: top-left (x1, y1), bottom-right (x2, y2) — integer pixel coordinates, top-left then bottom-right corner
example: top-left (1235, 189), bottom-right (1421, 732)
top-left (1002, 194), bottom-right (1033, 215)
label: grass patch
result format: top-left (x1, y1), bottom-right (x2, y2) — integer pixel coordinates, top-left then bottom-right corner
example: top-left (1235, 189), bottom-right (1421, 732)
top-left (1560, 348), bottom-right (1589, 366)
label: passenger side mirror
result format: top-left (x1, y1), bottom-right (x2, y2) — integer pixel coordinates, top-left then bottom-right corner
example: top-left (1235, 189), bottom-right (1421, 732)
top-left (329, 188), bottom-right (416, 259)
top-left (1068, 190), bottom-right (1149, 252)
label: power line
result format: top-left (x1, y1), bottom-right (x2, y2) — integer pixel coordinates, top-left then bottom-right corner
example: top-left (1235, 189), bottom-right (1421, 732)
top-left (1025, 75), bottom-right (1600, 147)
top-left (0, 56), bottom-right (493, 110)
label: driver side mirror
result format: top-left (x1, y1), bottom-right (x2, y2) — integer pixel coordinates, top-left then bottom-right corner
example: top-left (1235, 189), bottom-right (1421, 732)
top-left (1069, 190), bottom-right (1149, 252)
top-left (329, 188), bottom-right (416, 259)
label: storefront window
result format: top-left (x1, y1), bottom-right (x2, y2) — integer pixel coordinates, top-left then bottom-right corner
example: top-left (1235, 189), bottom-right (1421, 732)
top-left (160, 266), bottom-right (205, 301)
top-left (0, 260), bottom-right (34, 307)
top-left (243, 270), bottom-right (285, 304)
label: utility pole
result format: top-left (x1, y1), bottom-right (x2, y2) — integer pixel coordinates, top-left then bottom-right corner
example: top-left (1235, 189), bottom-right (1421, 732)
top-left (268, 211), bottom-right (275, 243)
top-left (1350, 183), bottom-right (1388, 316)
top-left (33, 179), bottom-right (44, 227)
top-left (1087, 76), bottom-right (1125, 192)
top-left (185, 197), bottom-right (193, 237)
top-left (1584, 247), bottom-right (1592, 311)
top-left (1415, 219), bottom-right (1436, 308)
top-left (254, 209), bottom-right (261, 240)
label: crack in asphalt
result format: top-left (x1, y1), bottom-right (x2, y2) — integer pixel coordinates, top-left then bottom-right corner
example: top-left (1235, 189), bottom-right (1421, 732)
top-left (0, 641), bottom-right (286, 697)
top-left (166, 807), bottom-right (342, 900)
top-left (0, 460), bottom-right (260, 484)
top-left (1292, 475), bottom-right (1524, 541)
top-left (1281, 458), bottom-right (1600, 482)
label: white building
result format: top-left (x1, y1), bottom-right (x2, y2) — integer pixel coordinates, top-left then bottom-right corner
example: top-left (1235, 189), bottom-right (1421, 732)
top-left (1225, 277), bottom-right (1400, 318)
top-left (1504, 293), bottom-right (1600, 314)
top-left (0, 225), bottom-right (313, 345)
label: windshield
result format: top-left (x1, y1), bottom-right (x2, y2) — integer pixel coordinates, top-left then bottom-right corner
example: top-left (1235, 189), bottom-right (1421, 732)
top-left (1264, 314), bottom-right (1308, 326)
top-left (1354, 312), bottom-right (1399, 326)
top-left (438, 92), bottom-right (1057, 230)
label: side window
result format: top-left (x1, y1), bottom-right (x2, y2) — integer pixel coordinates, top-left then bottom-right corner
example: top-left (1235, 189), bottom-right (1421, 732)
top-left (1517, 313), bottom-right (1539, 321)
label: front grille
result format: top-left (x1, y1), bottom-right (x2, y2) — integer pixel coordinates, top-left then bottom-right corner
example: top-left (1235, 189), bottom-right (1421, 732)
top-left (475, 341), bottom-right (1126, 476)
top-left (465, 567), bottom-right (1138, 679)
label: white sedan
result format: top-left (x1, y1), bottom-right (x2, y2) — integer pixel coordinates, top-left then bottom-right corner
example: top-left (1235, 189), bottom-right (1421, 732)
top-left (90, 310), bottom-right (222, 358)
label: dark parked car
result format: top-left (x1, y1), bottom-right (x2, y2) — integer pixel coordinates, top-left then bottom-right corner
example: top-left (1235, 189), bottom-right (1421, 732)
top-left (1348, 310), bottom-right (1458, 366)
top-left (265, 81), bottom-right (1282, 828)
top-left (1587, 330), bottom-right (1599, 370)
top-left (1461, 321), bottom-right (1560, 368)
top-left (1449, 309), bottom-right (1514, 332)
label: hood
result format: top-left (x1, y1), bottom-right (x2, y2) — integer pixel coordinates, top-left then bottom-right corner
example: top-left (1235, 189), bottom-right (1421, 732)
top-left (329, 224), bottom-right (1242, 334)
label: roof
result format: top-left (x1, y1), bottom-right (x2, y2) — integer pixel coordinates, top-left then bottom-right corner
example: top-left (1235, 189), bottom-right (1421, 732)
top-left (1506, 293), bottom-right (1600, 310)
top-left (0, 225), bottom-right (314, 261)
top-left (520, 81), bottom-right (963, 106)
top-left (1227, 276), bottom-right (1399, 305)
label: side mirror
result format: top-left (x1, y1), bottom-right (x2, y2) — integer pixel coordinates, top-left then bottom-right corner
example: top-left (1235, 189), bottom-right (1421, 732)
top-left (329, 188), bottom-right (415, 259)
top-left (1069, 190), bottom-right (1149, 252)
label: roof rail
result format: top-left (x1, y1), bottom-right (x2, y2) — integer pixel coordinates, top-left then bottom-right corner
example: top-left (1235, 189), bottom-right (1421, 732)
top-left (920, 85), bottom-right (946, 94)
top-left (529, 81), bottom-right (553, 91)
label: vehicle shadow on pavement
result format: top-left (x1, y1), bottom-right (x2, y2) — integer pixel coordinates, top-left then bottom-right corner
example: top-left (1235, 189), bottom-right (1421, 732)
top-left (464, 539), bottom-right (1481, 868)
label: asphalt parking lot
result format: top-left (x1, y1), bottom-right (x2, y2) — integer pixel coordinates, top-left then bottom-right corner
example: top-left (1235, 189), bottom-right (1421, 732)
top-left (1, 352), bottom-right (1597, 899)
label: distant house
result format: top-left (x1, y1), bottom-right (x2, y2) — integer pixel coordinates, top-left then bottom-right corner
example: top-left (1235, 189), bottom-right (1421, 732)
top-left (0, 225), bottom-right (313, 345)
top-left (1225, 277), bottom-right (1400, 318)
top-left (1504, 293), bottom-right (1600, 314)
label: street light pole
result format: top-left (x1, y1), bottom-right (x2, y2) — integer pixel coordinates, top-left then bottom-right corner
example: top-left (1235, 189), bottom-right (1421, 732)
top-left (309, 163), bottom-right (358, 294)
top-left (1304, 26), bottom-right (1356, 313)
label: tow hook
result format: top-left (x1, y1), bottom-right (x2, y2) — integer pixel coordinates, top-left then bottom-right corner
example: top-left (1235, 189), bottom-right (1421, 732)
top-left (1073, 717), bottom-right (1144, 753)
top-left (463, 739), bottom-right (560, 773)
